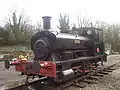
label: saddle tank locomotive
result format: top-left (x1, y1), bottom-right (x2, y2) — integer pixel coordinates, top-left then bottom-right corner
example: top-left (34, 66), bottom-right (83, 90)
top-left (5, 16), bottom-right (107, 83)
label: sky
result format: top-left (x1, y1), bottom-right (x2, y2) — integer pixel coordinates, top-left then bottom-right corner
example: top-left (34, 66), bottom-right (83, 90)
top-left (0, 0), bottom-right (120, 29)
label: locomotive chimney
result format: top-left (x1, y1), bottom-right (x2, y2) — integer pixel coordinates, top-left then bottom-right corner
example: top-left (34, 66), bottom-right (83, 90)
top-left (42, 16), bottom-right (52, 30)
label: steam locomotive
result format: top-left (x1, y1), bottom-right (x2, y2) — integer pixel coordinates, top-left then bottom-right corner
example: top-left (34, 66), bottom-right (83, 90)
top-left (5, 16), bottom-right (107, 83)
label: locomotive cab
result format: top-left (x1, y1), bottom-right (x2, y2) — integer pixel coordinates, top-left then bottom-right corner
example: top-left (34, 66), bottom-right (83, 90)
top-left (69, 27), bottom-right (106, 57)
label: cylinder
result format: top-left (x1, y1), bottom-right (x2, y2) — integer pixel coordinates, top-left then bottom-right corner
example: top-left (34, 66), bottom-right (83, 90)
top-left (42, 16), bottom-right (52, 30)
top-left (62, 69), bottom-right (74, 76)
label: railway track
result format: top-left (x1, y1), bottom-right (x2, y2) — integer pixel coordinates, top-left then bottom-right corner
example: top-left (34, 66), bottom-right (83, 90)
top-left (5, 61), bottom-right (120, 90)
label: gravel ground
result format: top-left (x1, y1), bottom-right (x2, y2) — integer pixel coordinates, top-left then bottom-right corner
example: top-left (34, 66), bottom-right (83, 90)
top-left (0, 55), bottom-right (120, 90)
top-left (66, 55), bottom-right (120, 90)
top-left (0, 62), bottom-right (26, 89)
top-left (81, 64), bottom-right (120, 90)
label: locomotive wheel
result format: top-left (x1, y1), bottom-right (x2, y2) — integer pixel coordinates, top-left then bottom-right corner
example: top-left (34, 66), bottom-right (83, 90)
top-left (4, 60), bottom-right (10, 69)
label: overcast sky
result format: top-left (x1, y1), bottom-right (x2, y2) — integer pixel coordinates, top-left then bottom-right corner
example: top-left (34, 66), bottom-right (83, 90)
top-left (0, 0), bottom-right (120, 29)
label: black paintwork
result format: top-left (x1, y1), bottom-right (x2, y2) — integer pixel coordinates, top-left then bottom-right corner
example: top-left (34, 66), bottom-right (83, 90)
top-left (31, 31), bottom-right (89, 60)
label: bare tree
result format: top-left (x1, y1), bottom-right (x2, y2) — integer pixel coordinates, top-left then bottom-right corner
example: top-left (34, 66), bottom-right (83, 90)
top-left (95, 22), bottom-right (120, 52)
top-left (5, 10), bottom-right (33, 45)
top-left (77, 17), bottom-right (92, 28)
top-left (0, 27), bottom-right (9, 44)
top-left (36, 21), bottom-right (42, 32)
top-left (58, 14), bottom-right (70, 33)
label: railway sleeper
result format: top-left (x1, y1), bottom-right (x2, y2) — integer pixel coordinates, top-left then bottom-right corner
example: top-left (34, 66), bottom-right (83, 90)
top-left (108, 68), bottom-right (117, 70)
top-left (73, 82), bottom-right (86, 88)
top-left (82, 79), bottom-right (94, 84)
top-left (104, 70), bottom-right (113, 72)
top-left (93, 73), bottom-right (104, 77)
top-left (86, 76), bottom-right (99, 80)
top-left (103, 68), bottom-right (113, 72)
top-left (98, 71), bottom-right (109, 75)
